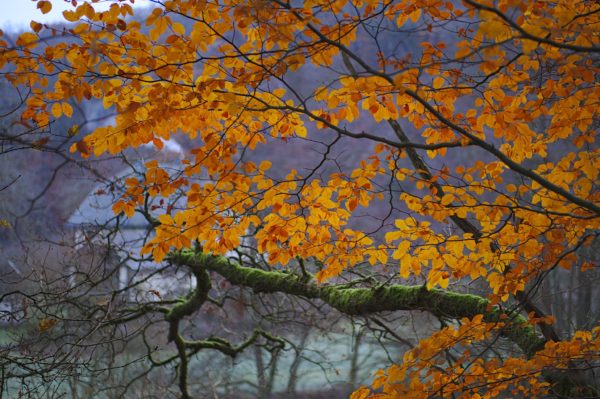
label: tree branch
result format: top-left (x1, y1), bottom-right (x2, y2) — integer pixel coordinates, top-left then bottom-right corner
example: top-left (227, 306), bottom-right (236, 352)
top-left (171, 251), bottom-right (546, 358)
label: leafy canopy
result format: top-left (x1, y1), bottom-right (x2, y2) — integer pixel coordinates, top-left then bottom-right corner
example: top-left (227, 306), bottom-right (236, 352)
top-left (1, 0), bottom-right (599, 397)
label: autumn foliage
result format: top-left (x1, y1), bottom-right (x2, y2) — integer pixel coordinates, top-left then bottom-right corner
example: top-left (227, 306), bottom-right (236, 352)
top-left (1, 0), bottom-right (599, 397)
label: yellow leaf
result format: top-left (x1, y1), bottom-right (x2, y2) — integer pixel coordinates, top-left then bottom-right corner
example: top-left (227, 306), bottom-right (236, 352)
top-left (273, 88), bottom-right (286, 98)
top-left (153, 244), bottom-right (167, 262)
top-left (441, 194), bottom-right (454, 206)
top-left (51, 103), bottom-right (62, 118)
top-left (394, 240), bottom-right (411, 259)
top-left (62, 103), bottom-right (73, 118)
top-left (433, 76), bottom-right (445, 89)
top-left (172, 22), bottom-right (185, 35)
top-left (385, 229), bottom-right (403, 243)
top-left (259, 160), bottom-right (272, 171)
top-left (400, 254), bottom-right (412, 278)
top-left (16, 32), bottom-right (38, 48)
top-left (408, 8), bottom-right (421, 23)
top-left (350, 387), bottom-right (370, 399)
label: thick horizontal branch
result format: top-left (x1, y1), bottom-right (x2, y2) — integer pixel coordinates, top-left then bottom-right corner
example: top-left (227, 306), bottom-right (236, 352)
top-left (171, 251), bottom-right (546, 358)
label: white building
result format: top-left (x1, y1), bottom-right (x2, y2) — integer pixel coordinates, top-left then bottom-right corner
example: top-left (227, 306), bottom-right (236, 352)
top-left (66, 159), bottom-right (194, 301)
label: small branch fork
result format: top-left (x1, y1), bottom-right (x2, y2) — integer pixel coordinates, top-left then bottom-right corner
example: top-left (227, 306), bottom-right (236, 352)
top-left (163, 256), bottom-right (284, 399)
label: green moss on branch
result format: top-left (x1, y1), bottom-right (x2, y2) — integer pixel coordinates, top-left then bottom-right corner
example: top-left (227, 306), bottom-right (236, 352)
top-left (170, 250), bottom-right (545, 358)
top-left (166, 266), bottom-right (211, 324)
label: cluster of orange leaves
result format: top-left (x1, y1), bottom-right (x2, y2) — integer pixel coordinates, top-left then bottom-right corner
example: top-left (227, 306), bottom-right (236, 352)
top-left (352, 317), bottom-right (600, 399)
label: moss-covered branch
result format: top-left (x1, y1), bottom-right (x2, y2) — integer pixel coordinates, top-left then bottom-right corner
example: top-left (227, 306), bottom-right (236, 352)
top-left (170, 250), bottom-right (545, 358)
top-left (166, 265), bottom-right (211, 341)
top-left (165, 265), bottom-right (211, 399)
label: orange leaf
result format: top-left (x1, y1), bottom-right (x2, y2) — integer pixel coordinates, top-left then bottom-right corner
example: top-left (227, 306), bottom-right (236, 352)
top-left (350, 387), bottom-right (371, 399)
top-left (38, 318), bottom-right (57, 333)
top-left (51, 103), bottom-right (62, 118)
top-left (37, 1), bottom-right (52, 15)
top-left (433, 76), bottom-right (445, 89)
top-left (76, 140), bottom-right (90, 156)
top-left (259, 160), bottom-right (272, 171)
top-left (62, 103), bottom-right (73, 118)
